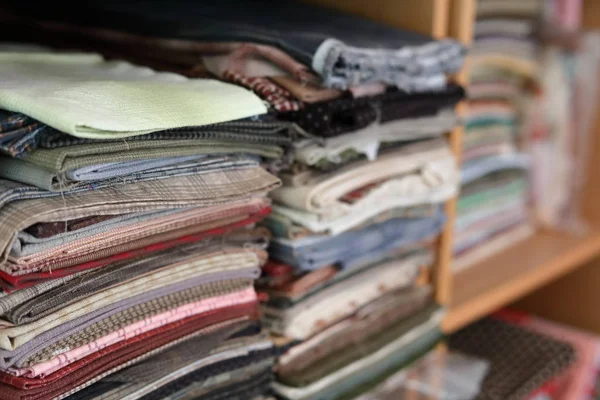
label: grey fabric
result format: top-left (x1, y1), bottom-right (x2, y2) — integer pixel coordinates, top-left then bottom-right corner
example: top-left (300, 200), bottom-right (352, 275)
top-left (0, 153), bottom-right (260, 191)
top-left (12, 209), bottom-right (184, 258)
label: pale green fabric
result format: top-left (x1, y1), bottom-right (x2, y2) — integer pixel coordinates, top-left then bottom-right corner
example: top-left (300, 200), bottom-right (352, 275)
top-left (0, 52), bottom-right (266, 138)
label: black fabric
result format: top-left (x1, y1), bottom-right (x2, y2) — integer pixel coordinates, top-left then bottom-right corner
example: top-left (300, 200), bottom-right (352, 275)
top-left (4, 0), bottom-right (435, 66)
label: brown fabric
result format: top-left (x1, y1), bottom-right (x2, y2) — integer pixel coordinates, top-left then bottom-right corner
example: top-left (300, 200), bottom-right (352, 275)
top-left (277, 286), bottom-right (432, 378)
top-left (270, 76), bottom-right (342, 103)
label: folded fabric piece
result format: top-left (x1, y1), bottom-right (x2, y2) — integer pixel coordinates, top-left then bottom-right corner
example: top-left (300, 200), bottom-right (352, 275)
top-left (269, 211), bottom-right (443, 271)
top-left (6, 0), bottom-right (465, 91)
top-left (60, 320), bottom-right (262, 400)
top-left (264, 204), bottom-right (437, 240)
top-left (15, 278), bottom-right (256, 371)
top-left (0, 302), bottom-right (259, 400)
top-left (0, 170), bottom-right (278, 269)
top-left (0, 140), bottom-right (281, 191)
top-left (292, 109), bottom-right (457, 168)
top-left (454, 223), bottom-right (534, 272)
top-left (0, 214), bottom-right (269, 290)
top-left (4, 232), bottom-right (267, 325)
top-left (279, 303), bottom-right (438, 387)
top-left (261, 251), bottom-right (431, 339)
top-left (278, 84), bottom-right (464, 137)
top-left (461, 153), bottom-right (530, 184)
top-left (0, 51), bottom-right (266, 138)
top-left (0, 266), bottom-right (260, 369)
top-left (277, 286), bottom-right (432, 377)
top-left (263, 244), bottom-right (432, 309)
top-left (7, 287), bottom-right (258, 378)
top-left (272, 307), bottom-right (444, 400)
top-left (449, 316), bottom-right (575, 400)
top-left (0, 109), bottom-right (298, 159)
top-left (0, 247), bottom-right (266, 351)
top-left (271, 139), bottom-right (457, 235)
top-left (97, 337), bottom-right (275, 400)
top-left (9, 197), bottom-right (268, 263)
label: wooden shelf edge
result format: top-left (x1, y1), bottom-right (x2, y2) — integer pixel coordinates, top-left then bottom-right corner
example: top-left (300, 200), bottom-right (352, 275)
top-left (442, 228), bottom-right (600, 333)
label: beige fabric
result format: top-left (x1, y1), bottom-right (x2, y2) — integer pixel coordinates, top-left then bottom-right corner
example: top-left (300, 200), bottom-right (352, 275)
top-left (0, 248), bottom-right (266, 350)
top-left (271, 139), bottom-right (456, 217)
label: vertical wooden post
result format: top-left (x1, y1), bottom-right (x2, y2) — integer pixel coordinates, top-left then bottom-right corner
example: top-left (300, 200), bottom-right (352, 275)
top-left (435, 0), bottom-right (476, 306)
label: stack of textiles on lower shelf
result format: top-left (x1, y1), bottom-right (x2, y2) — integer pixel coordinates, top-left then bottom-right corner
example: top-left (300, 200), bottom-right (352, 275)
top-left (0, 1), bottom-right (467, 398)
top-left (0, 50), bottom-right (284, 400)
top-left (453, 0), bottom-right (543, 271)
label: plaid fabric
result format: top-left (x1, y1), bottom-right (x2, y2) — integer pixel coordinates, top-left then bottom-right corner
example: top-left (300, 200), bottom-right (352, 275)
top-left (222, 71), bottom-right (303, 112)
top-left (54, 319), bottom-right (255, 400)
top-left (9, 288), bottom-right (258, 378)
top-left (0, 169), bottom-right (279, 268)
top-left (10, 197), bottom-right (269, 267)
top-left (19, 279), bottom-right (254, 368)
top-left (0, 303), bottom-right (259, 399)
top-left (20, 140), bottom-right (283, 174)
top-left (5, 234), bottom-right (264, 324)
top-left (62, 321), bottom-right (260, 400)
top-left (0, 248), bottom-right (265, 351)
top-left (0, 212), bottom-right (270, 291)
top-left (0, 268), bottom-right (261, 369)
top-left (0, 110), bottom-right (52, 159)
top-left (25, 215), bottom-right (118, 239)
top-left (0, 272), bottom-right (88, 316)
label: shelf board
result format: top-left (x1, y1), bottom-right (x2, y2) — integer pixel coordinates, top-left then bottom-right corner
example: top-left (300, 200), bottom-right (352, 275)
top-left (443, 226), bottom-right (600, 333)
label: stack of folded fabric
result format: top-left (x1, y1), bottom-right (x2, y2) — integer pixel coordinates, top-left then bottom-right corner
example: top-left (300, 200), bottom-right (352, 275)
top-left (0, 50), bottom-right (285, 399)
top-left (453, 0), bottom-right (543, 271)
top-left (0, 1), bottom-right (467, 399)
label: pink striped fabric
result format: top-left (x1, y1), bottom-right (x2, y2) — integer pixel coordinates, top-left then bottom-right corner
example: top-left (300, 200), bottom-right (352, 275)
top-left (4, 287), bottom-right (257, 378)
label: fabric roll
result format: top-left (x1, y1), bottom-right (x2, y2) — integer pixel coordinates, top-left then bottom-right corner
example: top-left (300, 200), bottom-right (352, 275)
top-left (0, 51), bottom-right (266, 138)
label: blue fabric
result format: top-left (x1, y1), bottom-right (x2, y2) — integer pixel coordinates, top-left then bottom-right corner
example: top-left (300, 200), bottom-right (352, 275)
top-left (269, 208), bottom-right (445, 271)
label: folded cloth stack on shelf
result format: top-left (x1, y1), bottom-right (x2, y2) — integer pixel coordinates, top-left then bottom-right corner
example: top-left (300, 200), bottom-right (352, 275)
top-left (449, 312), bottom-right (577, 400)
top-left (453, 0), bottom-right (543, 271)
top-left (0, 2), bottom-right (467, 399)
top-left (0, 50), bottom-right (284, 400)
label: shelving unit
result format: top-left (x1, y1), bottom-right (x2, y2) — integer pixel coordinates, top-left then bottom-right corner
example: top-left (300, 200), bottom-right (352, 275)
top-left (308, 0), bottom-right (600, 335)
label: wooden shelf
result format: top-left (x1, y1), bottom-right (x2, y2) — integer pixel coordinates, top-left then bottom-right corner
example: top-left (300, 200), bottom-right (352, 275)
top-left (443, 227), bottom-right (600, 333)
